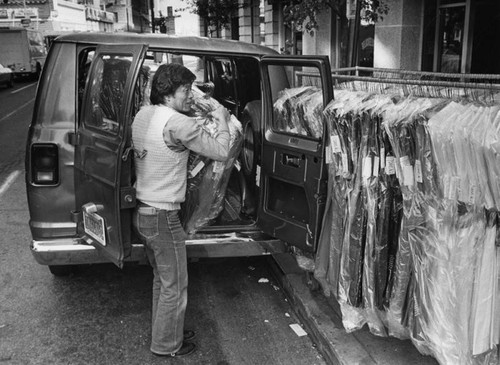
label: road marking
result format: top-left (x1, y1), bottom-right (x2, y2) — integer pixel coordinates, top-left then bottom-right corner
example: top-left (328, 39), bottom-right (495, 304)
top-left (0, 170), bottom-right (21, 199)
top-left (11, 82), bottom-right (36, 94)
top-left (0, 99), bottom-right (34, 124)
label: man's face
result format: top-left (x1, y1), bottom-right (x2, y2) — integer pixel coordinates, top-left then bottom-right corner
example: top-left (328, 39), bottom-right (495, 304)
top-left (169, 83), bottom-right (193, 113)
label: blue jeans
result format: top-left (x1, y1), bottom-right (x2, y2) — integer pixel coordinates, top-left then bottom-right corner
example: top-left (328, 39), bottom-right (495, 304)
top-left (133, 205), bottom-right (188, 355)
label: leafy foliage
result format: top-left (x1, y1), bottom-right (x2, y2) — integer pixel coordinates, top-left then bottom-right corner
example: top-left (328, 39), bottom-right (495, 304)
top-left (180, 0), bottom-right (247, 33)
top-left (284, 0), bottom-right (389, 34)
top-left (154, 11), bottom-right (176, 33)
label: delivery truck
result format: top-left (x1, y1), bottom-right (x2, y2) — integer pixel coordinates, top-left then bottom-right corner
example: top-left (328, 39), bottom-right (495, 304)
top-left (0, 27), bottom-right (47, 79)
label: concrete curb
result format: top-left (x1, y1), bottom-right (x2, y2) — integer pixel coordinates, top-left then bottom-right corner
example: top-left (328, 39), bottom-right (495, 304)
top-left (270, 254), bottom-right (375, 365)
top-left (269, 254), bottom-right (439, 365)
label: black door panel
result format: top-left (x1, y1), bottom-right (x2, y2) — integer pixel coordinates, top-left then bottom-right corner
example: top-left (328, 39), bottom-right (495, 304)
top-left (257, 56), bottom-right (333, 253)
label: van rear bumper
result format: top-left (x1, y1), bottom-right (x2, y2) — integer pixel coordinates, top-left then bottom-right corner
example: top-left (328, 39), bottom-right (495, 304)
top-left (30, 239), bottom-right (148, 266)
top-left (30, 235), bottom-right (287, 266)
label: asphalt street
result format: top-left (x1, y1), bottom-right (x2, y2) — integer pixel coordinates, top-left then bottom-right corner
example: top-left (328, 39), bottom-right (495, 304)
top-left (0, 81), bottom-right (325, 365)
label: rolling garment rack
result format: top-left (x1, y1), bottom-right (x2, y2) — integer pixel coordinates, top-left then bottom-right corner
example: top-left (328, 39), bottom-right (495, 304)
top-left (305, 66), bottom-right (500, 365)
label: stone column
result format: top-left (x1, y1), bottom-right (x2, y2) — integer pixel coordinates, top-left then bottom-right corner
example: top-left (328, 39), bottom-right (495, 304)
top-left (239, 0), bottom-right (260, 44)
top-left (374, 0), bottom-right (423, 70)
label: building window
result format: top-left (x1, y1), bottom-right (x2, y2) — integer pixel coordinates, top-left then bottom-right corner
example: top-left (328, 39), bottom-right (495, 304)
top-left (423, 0), bottom-right (500, 74)
top-left (437, 3), bottom-right (465, 73)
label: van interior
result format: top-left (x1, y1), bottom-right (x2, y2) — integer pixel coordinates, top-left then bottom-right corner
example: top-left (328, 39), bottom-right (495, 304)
top-left (77, 48), bottom-right (262, 236)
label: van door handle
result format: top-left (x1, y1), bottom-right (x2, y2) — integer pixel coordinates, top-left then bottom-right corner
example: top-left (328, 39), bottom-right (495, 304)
top-left (281, 153), bottom-right (301, 168)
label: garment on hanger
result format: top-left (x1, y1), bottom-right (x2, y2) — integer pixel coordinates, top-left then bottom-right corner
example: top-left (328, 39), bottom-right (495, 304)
top-left (313, 86), bottom-right (500, 365)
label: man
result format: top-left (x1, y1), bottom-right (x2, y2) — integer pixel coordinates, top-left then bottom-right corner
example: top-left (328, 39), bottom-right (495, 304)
top-left (132, 63), bottom-right (230, 357)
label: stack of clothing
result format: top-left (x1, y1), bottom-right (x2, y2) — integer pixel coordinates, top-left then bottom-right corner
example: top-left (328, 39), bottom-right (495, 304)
top-left (181, 85), bottom-right (243, 234)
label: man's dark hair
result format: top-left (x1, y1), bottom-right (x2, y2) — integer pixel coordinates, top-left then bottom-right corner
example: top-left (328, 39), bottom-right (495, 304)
top-left (150, 63), bottom-right (196, 105)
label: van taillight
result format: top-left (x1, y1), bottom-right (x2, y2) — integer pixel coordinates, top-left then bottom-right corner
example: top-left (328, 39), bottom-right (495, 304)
top-left (31, 144), bottom-right (59, 185)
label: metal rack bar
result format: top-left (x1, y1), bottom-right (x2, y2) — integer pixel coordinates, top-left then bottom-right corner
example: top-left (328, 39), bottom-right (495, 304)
top-left (330, 74), bottom-right (500, 90)
top-left (332, 66), bottom-right (500, 82)
top-left (294, 67), bottom-right (500, 102)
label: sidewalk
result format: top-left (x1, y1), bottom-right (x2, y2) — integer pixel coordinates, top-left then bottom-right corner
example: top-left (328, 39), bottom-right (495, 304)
top-left (270, 253), bottom-right (439, 365)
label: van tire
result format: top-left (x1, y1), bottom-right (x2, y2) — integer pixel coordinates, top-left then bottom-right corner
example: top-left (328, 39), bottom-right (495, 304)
top-left (241, 100), bottom-right (261, 178)
top-left (239, 101), bottom-right (261, 216)
top-left (49, 265), bottom-right (74, 277)
top-left (7, 76), bottom-right (14, 88)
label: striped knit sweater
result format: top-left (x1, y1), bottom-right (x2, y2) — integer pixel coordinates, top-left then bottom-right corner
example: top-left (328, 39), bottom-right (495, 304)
top-left (132, 105), bottom-right (189, 210)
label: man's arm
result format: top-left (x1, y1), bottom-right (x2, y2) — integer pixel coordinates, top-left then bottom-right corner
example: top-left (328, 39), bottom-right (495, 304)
top-left (163, 109), bottom-right (230, 161)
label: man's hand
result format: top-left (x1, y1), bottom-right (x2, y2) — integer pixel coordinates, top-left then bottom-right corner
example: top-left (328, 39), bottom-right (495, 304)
top-left (210, 106), bottom-right (230, 125)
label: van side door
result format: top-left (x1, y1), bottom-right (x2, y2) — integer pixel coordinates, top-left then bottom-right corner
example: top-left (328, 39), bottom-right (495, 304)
top-left (257, 56), bottom-right (333, 253)
top-left (74, 44), bottom-right (148, 268)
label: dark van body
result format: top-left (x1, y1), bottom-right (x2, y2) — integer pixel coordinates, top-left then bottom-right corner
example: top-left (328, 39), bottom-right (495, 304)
top-left (25, 32), bottom-right (332, 275)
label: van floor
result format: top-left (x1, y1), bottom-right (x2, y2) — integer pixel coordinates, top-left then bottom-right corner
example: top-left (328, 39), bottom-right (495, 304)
top-left (215, 187), bottom-right (254, 226)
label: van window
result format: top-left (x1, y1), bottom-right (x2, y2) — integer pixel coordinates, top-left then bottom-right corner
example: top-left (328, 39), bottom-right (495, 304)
top-left (35, 43), bottom-right (75, 127)
top-left (208, 58), bottom-right (236, 104)
top-left (141, 51), bottom-right (205, 106)
top-left (78, 48), bottom-right (95, 117)
top-left (84, 54), bottom-right (134, 135)
top-left (143, 51), bottom-right (205, 80)
top-left (270, 65), bottom-right (324, 139)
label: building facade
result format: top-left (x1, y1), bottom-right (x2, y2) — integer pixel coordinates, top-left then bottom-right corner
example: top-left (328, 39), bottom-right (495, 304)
top-left (2, 0), bottom-right (497, 75)
top-left (0, 0), bottom-right (152, 35)
top-left (203, 0), bottom-right (500, 75)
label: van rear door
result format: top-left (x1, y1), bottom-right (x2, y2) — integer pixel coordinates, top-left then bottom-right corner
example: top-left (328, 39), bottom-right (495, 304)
top-left (74, 44), bottom-right (147, 268)
top-left (257, 56), bottom-right (333, 253)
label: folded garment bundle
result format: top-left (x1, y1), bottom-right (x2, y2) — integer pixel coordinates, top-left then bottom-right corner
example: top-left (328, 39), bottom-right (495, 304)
top-left (181, 85), bottom-right (243, 234)
top-left (273, 86), bottom-right (323, 138)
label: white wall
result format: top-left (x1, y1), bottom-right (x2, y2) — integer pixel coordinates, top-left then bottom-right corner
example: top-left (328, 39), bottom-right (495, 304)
top-left (156, 0), bottom-right (200, 36)
top-left (53, 1), bottom-right (87, 31)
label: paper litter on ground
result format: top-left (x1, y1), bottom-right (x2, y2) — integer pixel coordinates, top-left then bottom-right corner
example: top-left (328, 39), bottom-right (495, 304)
top-left (289, 323), bottom-right (308, 337)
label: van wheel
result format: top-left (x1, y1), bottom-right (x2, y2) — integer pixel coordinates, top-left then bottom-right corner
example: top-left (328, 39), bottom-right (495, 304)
top-left (241, 101), bottom-right (261, 178)
top-left (7, 76), bottom-right (14, 88)
top-left (239, 101), bottom-right (261, 216)
top-left (49, 265), bottom-right (74, 277)
top-left (242, 122), bottom-right (256, 177)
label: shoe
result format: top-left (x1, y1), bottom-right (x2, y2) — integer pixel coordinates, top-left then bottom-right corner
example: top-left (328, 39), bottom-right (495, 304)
top-left (183, 330), bottom-right (196, 341)
top-left (152, 342), bottom-right (196, 357)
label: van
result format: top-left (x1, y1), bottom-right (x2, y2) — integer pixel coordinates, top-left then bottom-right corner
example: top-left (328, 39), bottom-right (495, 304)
top-left (0, 27), bottom-right (47, 79)
top-left (25, 32), bottom-right (333, 276)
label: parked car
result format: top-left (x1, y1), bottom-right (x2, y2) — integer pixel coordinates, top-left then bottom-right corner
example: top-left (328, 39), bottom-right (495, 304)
top-left (0, 63), bottom-right (14, 88)
top-left (25, 32), bottom-right (333, 276)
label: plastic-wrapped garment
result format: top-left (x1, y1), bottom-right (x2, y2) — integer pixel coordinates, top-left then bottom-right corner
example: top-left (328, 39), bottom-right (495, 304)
top-left (314, 101), bottom-right (348, 298)
top-left (299, 89), bottom-right (325, 138)
top-left (383, 118), bottom-right (415, 339)
top-left (321, 94), bottom-right (367, 331)
top-left (428, 102), bottom-right (496, 210)
top-left (411, 204), bottom-right (489, 365)
top-left (181, 87), bottom-right (243, 234)
top-left (273, 86), bottom-right (321, 136)
top-left (381, 97), bottom-right (445, 339)
top-left (423, 103), bottom-right (500, 364)
top-left (375, 128), bottom-right (404, 311)
top-left (361, 112), bottom-right (388, 336)
top-left (313, 162), bottom-right (341, 298)
top-left (470, 211), bottom-right (499, 357)
top-left (339, 112), bottom-right (367, 308)
top-left (404, 117), bottom-right (443, 355)
top-left (469, 105), bottom-right (500, 210)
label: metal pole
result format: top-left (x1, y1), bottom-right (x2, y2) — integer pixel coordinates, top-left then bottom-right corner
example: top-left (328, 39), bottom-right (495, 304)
top-left (350, 0), bottom-right (362, 67)
top-left (126, 7), bottom-right (130, 32)
top-left (150, 0), bottom-right (155, 33)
